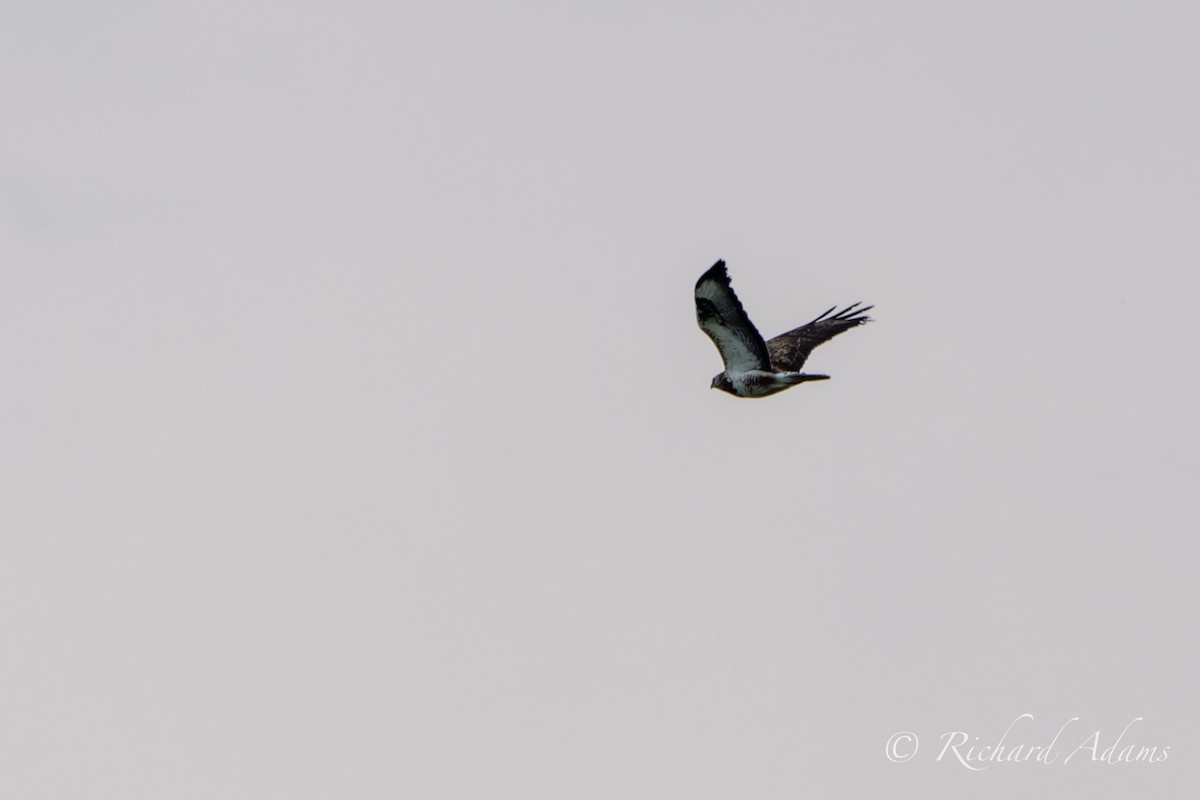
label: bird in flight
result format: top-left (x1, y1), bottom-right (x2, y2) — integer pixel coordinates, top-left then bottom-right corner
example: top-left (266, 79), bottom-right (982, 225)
top-left (695, 260), bottom-right (872, 398)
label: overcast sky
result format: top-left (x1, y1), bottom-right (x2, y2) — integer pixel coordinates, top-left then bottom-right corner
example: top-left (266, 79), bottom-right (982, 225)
top-left (2, 2), bottom-right (1198, 798)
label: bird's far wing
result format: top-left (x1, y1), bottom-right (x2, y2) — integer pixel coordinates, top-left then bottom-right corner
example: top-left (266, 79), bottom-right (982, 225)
top-left (766, 303), bottom-right (873, 371)
top-left (695, 260), bottom-right (772, 373)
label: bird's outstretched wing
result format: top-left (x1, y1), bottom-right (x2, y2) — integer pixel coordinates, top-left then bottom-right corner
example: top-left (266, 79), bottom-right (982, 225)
top-left (695, 260), bottom-right (772, 373)
top-left (766, 303), bottom-right (873, 371)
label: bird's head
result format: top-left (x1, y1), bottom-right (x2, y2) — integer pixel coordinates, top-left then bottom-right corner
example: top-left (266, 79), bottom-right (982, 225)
top-left (710, 373), bottom-right (735, 394)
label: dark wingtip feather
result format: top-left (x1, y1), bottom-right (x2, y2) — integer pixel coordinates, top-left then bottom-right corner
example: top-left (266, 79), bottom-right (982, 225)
top-left (696, 259), bottom-right (730, 289)
top-left (831, 303), bottom-right (874, 323)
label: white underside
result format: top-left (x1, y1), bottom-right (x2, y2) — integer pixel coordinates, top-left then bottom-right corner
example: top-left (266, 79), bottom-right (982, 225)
top-left (729, 369), bottom-right (812, 398)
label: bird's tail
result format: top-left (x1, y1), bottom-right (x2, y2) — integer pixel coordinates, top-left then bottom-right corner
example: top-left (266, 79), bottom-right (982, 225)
top-left (781, 372), bottom-right (830, 384)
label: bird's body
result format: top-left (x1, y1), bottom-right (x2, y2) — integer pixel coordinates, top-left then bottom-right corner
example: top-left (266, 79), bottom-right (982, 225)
top-left (695, 260), bottom-right (872, 398)
top-left (710, 369), bottom-right (830, 398)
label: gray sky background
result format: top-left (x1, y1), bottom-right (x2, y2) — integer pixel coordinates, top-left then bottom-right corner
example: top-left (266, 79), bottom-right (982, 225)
top-left (3, 2), bottom-right (1198, 797)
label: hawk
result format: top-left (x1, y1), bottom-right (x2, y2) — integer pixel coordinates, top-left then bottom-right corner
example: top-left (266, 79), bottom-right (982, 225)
top-left (695, 260), bottom-right (872, 398)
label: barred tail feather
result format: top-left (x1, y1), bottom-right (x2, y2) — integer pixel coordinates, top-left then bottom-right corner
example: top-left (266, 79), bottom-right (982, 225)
top-left (782, 373), bottom-right (830, 384)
